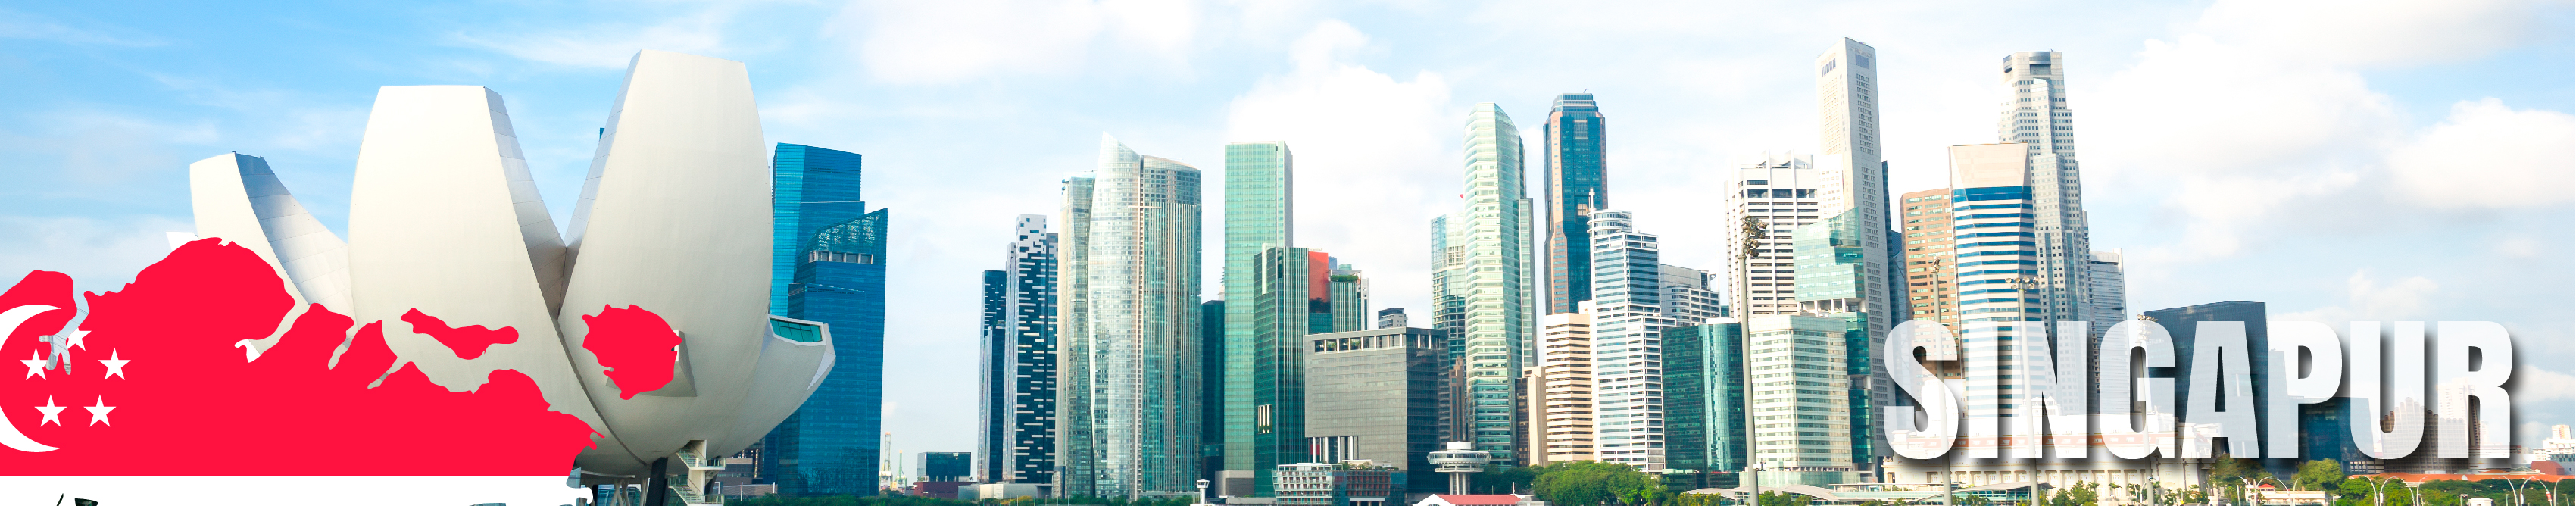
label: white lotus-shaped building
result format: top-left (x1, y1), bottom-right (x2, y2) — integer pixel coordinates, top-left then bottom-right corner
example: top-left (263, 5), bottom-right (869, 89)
top-left (186, 50), bottom-right (828, 502)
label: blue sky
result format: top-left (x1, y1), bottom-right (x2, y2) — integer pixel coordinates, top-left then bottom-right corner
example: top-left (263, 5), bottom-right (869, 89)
top-left (3, 0), bottom-right (2570, 467)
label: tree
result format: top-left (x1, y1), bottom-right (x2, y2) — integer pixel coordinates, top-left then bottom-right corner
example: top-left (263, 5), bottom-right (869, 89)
top-left (2293, 460), bottom-right (2345, 492)
top-left (1533, 461), bottom-right (1667, 506)
top-left (1757, 491), bottom-right (1814, 506)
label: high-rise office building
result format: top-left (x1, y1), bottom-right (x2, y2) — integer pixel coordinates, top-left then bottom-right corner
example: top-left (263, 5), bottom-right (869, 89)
top-left (1532, 311), bottom-right (1597, 464)
top-left (1303, 326), bottom-right (1452, 492)
top-left (2143, 302), bottom-right (2273, 465)
top-left (1224, 141), bottom-right (1294, 479)
top-left (1723, 154), bottom-right (1825, 317)
top-left (1202, 299), bottom-right (1229, 486)
top-left (1432, 103), bottom-right (1538, 464)
top-left (923, 452), bottom-right (975, 483)
top-left (1582, 210), bottom-right (1676, 470)
top-left (1057, 175), bottom-right (1098, 496)
top-left (1544, 93), bottom-right (1610, 315)
top-left (770, 144), bottom-right (870, 316)
top-left (1997, 51), bottom-right (2097, 326)
top-left (1788, 209), bottom-right (1882, 472)
top-left (1329, 264), bottom-right (1369, 333)
top-left (2084, 250), bottom-right (2126, 335)
top-left (1069, 135), bottom-right (1204, 498)
top-left (1658, 266), bottom-right (1724, 325)
top-left (1254, 246), bottom-right (1320, 495)
top-left (1662, 321), bottom-right (1747, 484)
top-left (1898, 189), bottom-right (1959, 328)
top-left (1744, 314), bottom-right (1855, 486)
top-left (1815, 39), bottom-right (1895, 474)
top-left (765, 143), bottom-right (887, 496)
top-left (980, 215), bottom-right (1060, 484)
top-left (1376, 308), bottom-right (1407, 330)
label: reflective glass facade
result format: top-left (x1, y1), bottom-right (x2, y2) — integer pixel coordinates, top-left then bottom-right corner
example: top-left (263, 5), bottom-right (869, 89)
top-left (1662, 323), bottom-right (1746, 475)
top-left (770, 206), bottom-right (888, 495)
top-left (770, 144), bottom-right (869, 316)
top-left (1449, 103), bottom-right (1536, 463)
top-left (1545, 93), bottom-right (1609, 315)
top-left (1224, 142), bottom-right (1293, 476)
top-left (1076, 136), bottom-right (1203, 498)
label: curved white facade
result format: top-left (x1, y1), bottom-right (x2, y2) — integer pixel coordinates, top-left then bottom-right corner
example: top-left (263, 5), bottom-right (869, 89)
top-left (187, 152), bottom-right (352, 314)
top-left (190, 51), bottom-right (831, 479)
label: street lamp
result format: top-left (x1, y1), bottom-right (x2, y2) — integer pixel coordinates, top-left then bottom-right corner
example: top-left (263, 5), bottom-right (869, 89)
top-left (2406, 482), bottom-right (2424, 506)
top-left (2359, 477), bottom-right (2404, 506)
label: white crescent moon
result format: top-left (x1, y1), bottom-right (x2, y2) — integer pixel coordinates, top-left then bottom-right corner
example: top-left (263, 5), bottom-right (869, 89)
top-left (0, 304), bottom-right (62, 452)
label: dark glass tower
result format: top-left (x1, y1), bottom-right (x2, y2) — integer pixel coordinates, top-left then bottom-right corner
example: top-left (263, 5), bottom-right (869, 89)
top-left (764, 143), bottom-right (886, 496)
top-left (1662, 323), bottom-right (1746, 486)
top-left (1544, 93), bottom-right (1609, 315)
top-left (981, 215), bottom-right (1060, 484)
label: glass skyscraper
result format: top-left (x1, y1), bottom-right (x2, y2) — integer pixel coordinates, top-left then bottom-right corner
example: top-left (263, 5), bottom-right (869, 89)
top-left (762, 144), bottom-right (885, 495)
top-left (1431, 103), bottom-right (1537, 464)
top-left (1057, 175), bottom-right (1099, 497)
top-left (1069, 135), bottom-right (1204, 498)
top-left (763, 143), bottom-right (885, 496)
top-left (1662, 322), bottom-right (1746, 485)
top-left (770, 144), bottom-right (870, 316)
top-left (1544, 93), bottom-right (1609, 316)
top-left (981, 215), bottom-right (1059, 485)
top-left (1223, 142), bottom-right (1293, 479)
top-left (1997, 51), bottom-right (2098, 327)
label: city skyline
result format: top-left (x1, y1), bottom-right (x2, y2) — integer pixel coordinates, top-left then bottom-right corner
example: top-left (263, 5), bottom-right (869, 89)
top-left (2, 0), bottom-right (2569, 467)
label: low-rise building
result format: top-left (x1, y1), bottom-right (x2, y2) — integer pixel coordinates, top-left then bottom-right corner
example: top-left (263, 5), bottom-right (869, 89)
top-left (1277, 461), bottom-right (1400, 506)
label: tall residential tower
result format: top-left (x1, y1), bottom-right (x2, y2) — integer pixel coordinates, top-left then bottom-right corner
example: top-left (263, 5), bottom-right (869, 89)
top-left (979, 215), bottom-right (1059, 485)
top-left (1066, 135), bottom-right (1204, 498)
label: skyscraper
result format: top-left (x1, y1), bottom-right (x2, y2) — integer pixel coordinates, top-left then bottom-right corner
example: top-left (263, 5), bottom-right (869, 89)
top-left (1744, 314), bottom-right (1855, 486)
top-left (1223, 141), bottom-right (1294, 478)
top-left (1723, 154), bottom-right (1825, 317)
top-left (1997, 51), bottom-right (2097, 326)
top-left (1532, 311), bottom-right (1597, 464)
top-left (765, 143), bottom-right (887, 496)
top-left (771, 144), bottom-right (870, 316)
top-left (1057, 175), bottom-right (1098, 497)
top-left (1898, 189), bottom-right (1959, 328)
top-left (1583, 210), bottom-right (1675, 470)
top-left (1254, 245), bottom-right (1319, 495)
top-left (1815, 39), bottom-right (1895, 473)
top-left (1544, 93), bottom-right (1610, 315)
top-left (1437, 103), bottom-right (1538, 464)
top-left (1661, 321), bottom-right (1746, 482)
top-left (2084, 250), bottom-right (2126, 335)
top-left (980, 215), bottom-right (1059, 485)
top-left (1076, 135), bottom-right (1204, 498)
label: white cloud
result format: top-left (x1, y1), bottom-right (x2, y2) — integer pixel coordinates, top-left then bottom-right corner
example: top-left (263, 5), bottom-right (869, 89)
top-left (2515, 365), bottom-right (2576, 403)
top-left (832, 0), bottom-right (1201, 85)
top-left (451, 6), bottom-right (738, 68)
top-left (2192, 0), bottom-right (2562, 68)
top-left (1226, 20), bottom-right (1456, 316)
top-left (0, 215), bottom-right (193, 297)
top-left (2275, 269), bottom-right (2440, 325)
top-left (2, 111), bottom-right (219, 185)
top-left (2385, 98), bottom-right (2576, 209)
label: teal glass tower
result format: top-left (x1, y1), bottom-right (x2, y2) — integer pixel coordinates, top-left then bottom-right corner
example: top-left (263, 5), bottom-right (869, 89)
top-left (1222, 142), bottom-right (1292, 479)
top-left (1544, 93), bottom-right (1609, 315)
top-left (1662, 322), bottom-right (1746, 483)
top-left (763, 143), bottom-right (886, 495)
top-left (1431, 103), bottom-right (1536, 464)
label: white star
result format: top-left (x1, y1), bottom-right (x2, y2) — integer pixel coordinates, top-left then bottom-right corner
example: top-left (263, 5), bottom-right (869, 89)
top-left (57, 330), bottom-right (87, 351)
top-left (83, 396), bottom-right (113, 426)
top-left (98, 349), bottom-right (129, 380)
top-left (33, 396), bottom-right (63, 426)
top-left (19, 351), bottom-right (45, 380)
